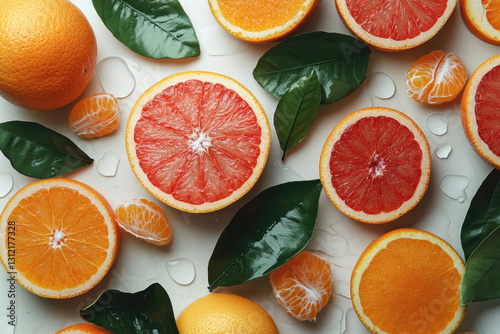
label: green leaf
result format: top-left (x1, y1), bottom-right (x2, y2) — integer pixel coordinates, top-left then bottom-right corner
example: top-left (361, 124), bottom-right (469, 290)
top-left (80, 283), bottom-right (179, 334)
top-left (92, 0), bottom-right (200, 59)
top-left (460, 226), bottom-right (500, 306)
top-left (0, 121), bottom-right (93, 179)
top-left (253, 31), bottom-right (371, 104)
top-left (461, 169), bottom-right (500, 261)
top-left (208, 179), bottom-right (323, 291)
top-left (274, 71), bottom-right (321, 161)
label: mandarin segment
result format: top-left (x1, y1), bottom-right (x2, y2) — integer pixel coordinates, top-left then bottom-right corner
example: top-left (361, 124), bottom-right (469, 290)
top-left (69, 92), bottom-right (120, 138)
top-left (0, 178), bottom-right (119, 299)
top-left (351, 228), bottom-right (466, 334)
top-left (405, 50), bottom-right (467, 104)
top-left (270, 251), bottom-right (332, 321)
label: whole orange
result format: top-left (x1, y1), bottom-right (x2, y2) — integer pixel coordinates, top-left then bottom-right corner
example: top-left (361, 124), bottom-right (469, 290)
top-left (0, 0), bottom-right (97, 111)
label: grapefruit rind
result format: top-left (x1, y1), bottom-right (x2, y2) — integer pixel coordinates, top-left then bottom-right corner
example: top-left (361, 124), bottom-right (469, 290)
top-left (461, 54), bottom-right (500, 169)
top-left (460, 0), bottom-right (500, 45)
top-left (208, 0), bottom-right (318, 42)
top-left (319, 107), bottom-right (431, 224)
top-left (0, 179), bottom-right (119, 299)
top-left (335, 0), bottom-right (457, 51)
top-left (350, 228), bottom-right (466, 334)
top-left (126, 71), bottom-right (271, 214)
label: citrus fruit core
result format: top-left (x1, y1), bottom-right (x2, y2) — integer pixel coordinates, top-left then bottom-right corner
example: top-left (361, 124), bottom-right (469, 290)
top-left (126, 71), bottom-right (271, 213)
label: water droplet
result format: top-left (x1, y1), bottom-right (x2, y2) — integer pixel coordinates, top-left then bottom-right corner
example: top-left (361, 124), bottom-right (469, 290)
top-left (96, 151), bottom-right (120, 177)
top-left (126, 257), bottom-right (130, 262)
top-left (343, 307), bottom-right (370, 334)
top-left (435, 143), bottom-right (452, 159)
top-left (427, 113), bottom-right (448, 136)
top-left (309, 228), bottom-right (348, 258)
top-left (26, 309), bottom-right (30, 314)
top-left (96, 56), bottom-right (136, 98)
top-left (166, 258), bottom-right (196, 285)
top-left (367, 72), bottom-right (396, 99)
top-left (0, 172), bottom-right (13, 197)
top-left (440, 174), bottom-right (470, 203)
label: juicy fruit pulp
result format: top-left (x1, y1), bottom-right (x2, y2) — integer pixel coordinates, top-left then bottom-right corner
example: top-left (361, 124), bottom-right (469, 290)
top-left (127, 71), bottom-right (270, 213)
top-left (460, 0), bottom-right (500, 45)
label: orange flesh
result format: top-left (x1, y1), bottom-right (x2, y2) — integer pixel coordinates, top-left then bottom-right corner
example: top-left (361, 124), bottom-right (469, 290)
top-left (217, 0), bottom-right (306, 31)
top-left (270, 251), bottom-right (332, 321)
top-left (475, 65), bottom-right (500, 156)
top-left (329, 116), bottom-right (422, 214)
top-left (484, 0), bottom-right (500, 29)
top-left (358, 238), bottom-right (462, 333)
top-left (7, 187), bottom-right (109, 290)
top-left (346, 0), bottom-right (448, 40)
top-left (134, 79), bottom-right (263, 205)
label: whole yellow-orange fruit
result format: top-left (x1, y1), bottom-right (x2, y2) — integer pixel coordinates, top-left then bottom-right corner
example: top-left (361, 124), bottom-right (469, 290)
top-left (176, 293), bottom-right (280, 334)
top-left (0, 0), bottom-right (97, 111)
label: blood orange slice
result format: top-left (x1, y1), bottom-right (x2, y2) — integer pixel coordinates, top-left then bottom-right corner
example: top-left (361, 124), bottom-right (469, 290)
top-left (319, 107), bottom-right (431, 224)
top-left (126, 71), bottom-right (271, 213)
top-left (461, 55), bottom-right (500, 169)
top-left (335, 0), bottom-right (457, 51)
top-left (460, 0), bottom-right (500, 45)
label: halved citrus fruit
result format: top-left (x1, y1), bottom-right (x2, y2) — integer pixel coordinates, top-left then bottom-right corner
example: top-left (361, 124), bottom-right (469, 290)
top-left (405, 50), bottom-right (468, 104)
top-left (461, 54), bottom-right (500, 169)
top-left (460, 0), bottom-right (500, 45)
top-left (55, 323), bottom-right (112, 334)
top-left (270, 250), bottom-right (332, 321)
top-left (0, 178), bottom-right (119, 299)
top-left (351, 228), bottom-right (466, 334)
top-left (335, 0), bottom-right (457, 51)
top-left (69, 92), bottom-right (120, 138)
top-left (115, 198), bottom-right (172, 246)
top-left (126, 71), bottom-right (271, 213)
top-left (208, 0), bottom-right (319, 42)
top-left (319, 107), bottom-right (431, 224)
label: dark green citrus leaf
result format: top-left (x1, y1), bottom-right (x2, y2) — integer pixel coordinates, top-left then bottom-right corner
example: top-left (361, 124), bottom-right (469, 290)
top-left (80, 283), bottom-right (179, 334)
top-left (0, 121), bottom-right (93, 179)
top-left (92, 0), bottom-right (200, 59)
top-left (274, 71), bottom-right (321, 160)
top-left (460, 225), bottom-right (500, 306)
top-left (253, 31), bottom-right (370, 104)
top-left (461, 168), bottom-right (500, 261)
top-left (208, 179), bottom-right (323, 291)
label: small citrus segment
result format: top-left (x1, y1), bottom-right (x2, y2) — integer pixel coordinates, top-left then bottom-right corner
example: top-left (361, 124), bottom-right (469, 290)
top-left (351, 228), bottom-right (466, 334)
top-left (115, 198), bottom-right (172, 246)
top-left (126, 71), bottom-right (271, 213)
top-left (336, 0), bottom-right (457, 51)
top-left (0, 0), bottom-right (97, 110)
top-left (319, 107), bottom-right (431, 224)
top-left (460, 0), bottom-right (500, 45)
top-left (208, 0), bottom-right (319, 42)
top-left (176, 293), bottom-right (279, 334)
top-left (405, 50), bottom-right (468, 104)
top-left (0, 179), bottom-right (119, 299)
top-left (270, 251), bottom-right (332, 321)
top-left (461, 54), bottom-right (500, 169)
top-left (69, 92), bottom-right (120, 138)
top-left (55, 323), bottom-right (112, 334)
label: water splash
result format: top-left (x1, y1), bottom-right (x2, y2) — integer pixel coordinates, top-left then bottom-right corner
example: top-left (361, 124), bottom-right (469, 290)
top-left (435, 143), bottom-right (452, 159)
top-left (440, 174), bottom-right (470, 203)
top-left (427, 114), bottom-right (448, 136)
top-left (96, 151), bottom-right (120, 177)
top-left (0, 173), bottom-right (13, 198)
top-left (96, 56), bottom-right (136, 98)
top-left (366, 72), bottom-right (396, 99)
top-left (166, 258), bottom-right (196, 285)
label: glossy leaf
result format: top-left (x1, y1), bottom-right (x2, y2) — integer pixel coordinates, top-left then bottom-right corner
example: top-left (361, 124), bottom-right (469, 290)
top-left (253, 31), bottom-right (371, 104)
top-left (80, 283), bottom-right (179, 334)
top-left (208, 179), bottom-right (323, 291)
top-left (274, 71), bottom-right (321, 160)
top-left (92, 0), bottom-right (200, 59)
top-left (461, 169), bottom-right (500, 261)
top-left (0, 121), bottom-right (93, 179)
top-left (460, 226), bottom-right (500, 306)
